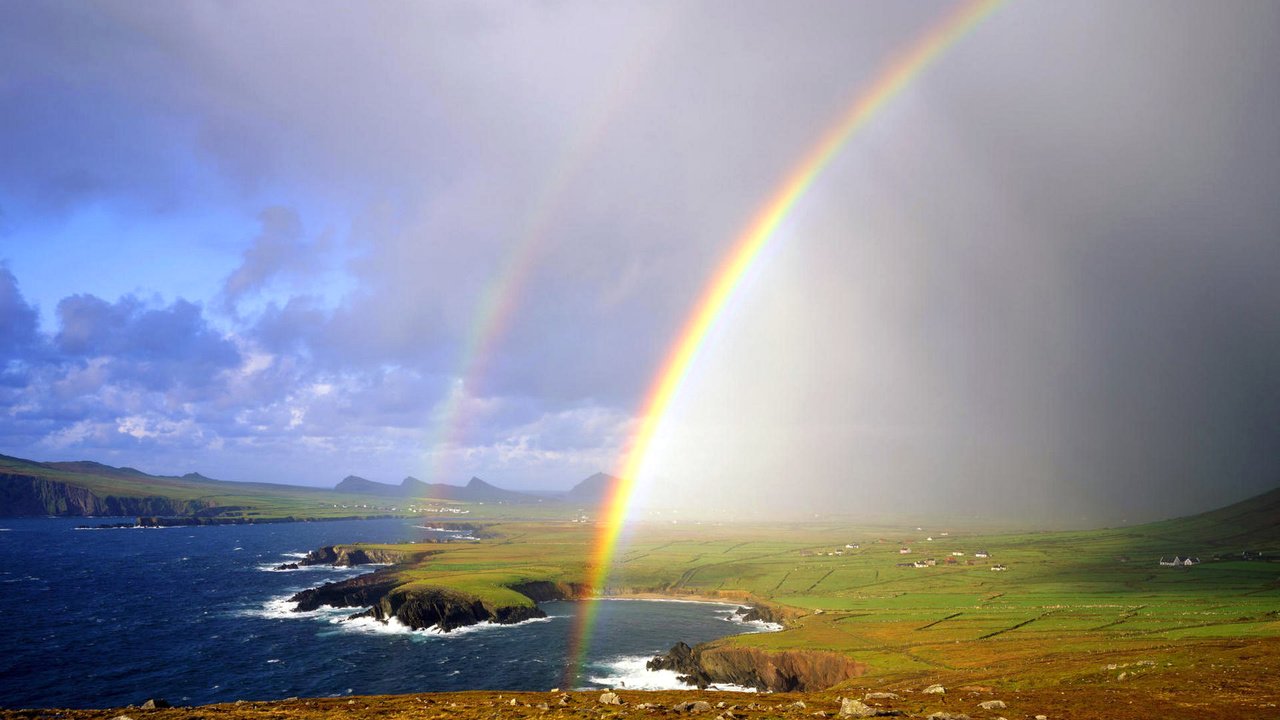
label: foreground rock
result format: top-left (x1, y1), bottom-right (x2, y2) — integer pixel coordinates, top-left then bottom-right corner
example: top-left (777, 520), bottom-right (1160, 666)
top-left (838, 698), bottom-right (899, 717)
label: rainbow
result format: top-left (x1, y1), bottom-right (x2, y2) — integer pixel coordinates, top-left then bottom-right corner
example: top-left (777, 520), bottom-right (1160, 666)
top-left (562, 0), bottom-right (1005, 686)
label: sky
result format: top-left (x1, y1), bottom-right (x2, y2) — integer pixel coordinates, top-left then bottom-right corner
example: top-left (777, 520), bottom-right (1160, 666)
top-left (1, 1), bottom-right (1278, 525)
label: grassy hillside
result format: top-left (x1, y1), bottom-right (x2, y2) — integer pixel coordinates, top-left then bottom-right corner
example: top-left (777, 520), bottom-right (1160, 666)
top-left (300, 484), bottom-right (1280, 691)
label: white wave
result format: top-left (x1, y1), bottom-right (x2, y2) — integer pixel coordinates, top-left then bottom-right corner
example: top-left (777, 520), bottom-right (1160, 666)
top-left (327, 612), bottom-right (557, 637)
top-left (585, 655), bottom-right (757, 692)
top-left (282, 552), bottom-right (309, 559)
top-left (255, 561), bottom-right (388, 573)
top-left (725, 614), bottom-right (783, 633)
top-left (0, 528), bottom-right (11, 531)
top-left (334, 614), bottom-right (418, 635)
top-left (240, 593), bottom-right (354, 621)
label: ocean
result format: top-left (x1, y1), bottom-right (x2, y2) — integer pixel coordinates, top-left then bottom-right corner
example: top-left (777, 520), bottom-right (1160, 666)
top-left (0, 517), bottom-right (774, 709)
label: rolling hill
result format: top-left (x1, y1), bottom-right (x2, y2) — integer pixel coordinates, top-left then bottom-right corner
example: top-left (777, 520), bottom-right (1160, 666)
top-left (0, 454), bottom-right (409, 519)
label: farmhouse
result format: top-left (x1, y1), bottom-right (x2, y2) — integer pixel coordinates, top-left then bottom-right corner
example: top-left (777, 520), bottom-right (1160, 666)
top-left (951, 551), bottom-right (964, 556)
top-left (990, 564), bottom-right (1008, 571)
top-left (896, 562), bottom-right (916, 568)
top-left (900, 547), bottom-right (912, 554)
top-left (974, 550), bottom-right (990, 558)
top-left (1160, 556), bottom-right (1200, 567)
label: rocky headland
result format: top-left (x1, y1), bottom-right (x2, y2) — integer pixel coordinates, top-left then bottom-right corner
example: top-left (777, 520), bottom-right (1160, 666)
top-left (648, 640), bottom-right (866, 692)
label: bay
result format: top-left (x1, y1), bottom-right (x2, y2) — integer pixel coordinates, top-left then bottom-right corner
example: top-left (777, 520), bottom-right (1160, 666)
top-left (0, 517), bottom-right (771, 709)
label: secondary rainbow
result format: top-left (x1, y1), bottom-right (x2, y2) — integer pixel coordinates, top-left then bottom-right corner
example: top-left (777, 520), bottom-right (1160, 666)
top-left (563, 0), bottom-right (1005, 686)
top-left (417, 18), bottom-right (674, 482)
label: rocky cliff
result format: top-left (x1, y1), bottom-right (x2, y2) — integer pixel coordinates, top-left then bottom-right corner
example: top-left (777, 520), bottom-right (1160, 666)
top-left (291, 571), bottom-right (404, 612)
top-left (0, 474), bottom-right (209, 516)
top-left (357, 585), bottom-right (546, 631)
top-left (648, 641), bottom-right (865, 691)
top-left (288, 558), bottom-right (568, 631)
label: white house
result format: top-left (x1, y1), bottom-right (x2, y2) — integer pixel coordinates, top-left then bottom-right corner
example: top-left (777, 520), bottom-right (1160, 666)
top-left (974, 550), bottom-right (990, 559)
top-left (990, 564), bottom-right (1008, 571)
top-left (900, 547), bottom-right (912, 554)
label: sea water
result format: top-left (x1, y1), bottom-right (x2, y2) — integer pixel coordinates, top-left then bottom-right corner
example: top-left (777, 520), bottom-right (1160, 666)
top-left (0, 517), bottom-right (773, 709)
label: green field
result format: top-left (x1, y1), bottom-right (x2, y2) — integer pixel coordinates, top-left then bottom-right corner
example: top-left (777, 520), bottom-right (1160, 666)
top-left (303, 485), bottom-right (1280, 690)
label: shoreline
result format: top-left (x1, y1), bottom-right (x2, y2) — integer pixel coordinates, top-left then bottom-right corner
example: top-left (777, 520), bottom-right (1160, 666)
top-left (74, 514), bottom-right (409, 529)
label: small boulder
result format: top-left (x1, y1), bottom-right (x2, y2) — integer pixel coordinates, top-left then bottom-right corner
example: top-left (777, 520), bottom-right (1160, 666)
top-left (926, 713), bottom-right (969, 720)
top-left (140, 699), bottom-right (170, 710)
top-left (839, 698), bottom-right (879, 718)
top-left (1036, 716), bottom-right (1049, 720)
top-left (864, 692), bottom-right (901, 701)
top-left (923, 684), bottom-right (946, 695)
top-left (674, 700), bottom-right (714, 714)
top-left (509, 698), bottom-right (519, 706)
top-left (537, 703), bottom-right (550, 710)
top-left (793, 701), bottom-right (808, 709)
top-left (978, 700), bottom-right (1006, 710)
top-left (600, 692), bottom-right (623, 705)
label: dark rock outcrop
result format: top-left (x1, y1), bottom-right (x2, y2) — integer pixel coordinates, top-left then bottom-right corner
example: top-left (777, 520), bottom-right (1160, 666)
top-left (290, 571), bottom-right (403, 612)
top-left (648, 641), bottom-right (865, 692)
top-left (735, 604), bottom-right (788, 625)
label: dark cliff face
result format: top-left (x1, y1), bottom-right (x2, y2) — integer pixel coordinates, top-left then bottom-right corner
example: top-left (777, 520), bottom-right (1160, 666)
top-left (297, 545), bottom-right (420, 567)
top-left (506, 580), bottom-right (589, 602)
top-left (0, 474), bottom-right (208, 517)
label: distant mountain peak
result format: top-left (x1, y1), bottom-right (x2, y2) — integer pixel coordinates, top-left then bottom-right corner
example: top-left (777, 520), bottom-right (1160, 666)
top-left (467, 476), bottom-right (492, 488)
top-left (566, 472), bottom-right (621, 503)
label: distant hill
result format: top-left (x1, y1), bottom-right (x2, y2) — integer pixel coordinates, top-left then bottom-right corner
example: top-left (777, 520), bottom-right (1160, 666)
top-left (334, 475), bottom-right (402, 497)
top-left (565, 472), bottom-right (622, 505)
top-left (0, 453), bottom-right (413, 519)
top-left (1137, 484), bottom-right (1280, 548)
top-left (333, 474), bottom-right (537, 504)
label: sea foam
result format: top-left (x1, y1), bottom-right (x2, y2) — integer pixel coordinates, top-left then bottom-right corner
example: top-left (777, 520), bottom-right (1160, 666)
top-left (586, 655), bottom-right (758, 692)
